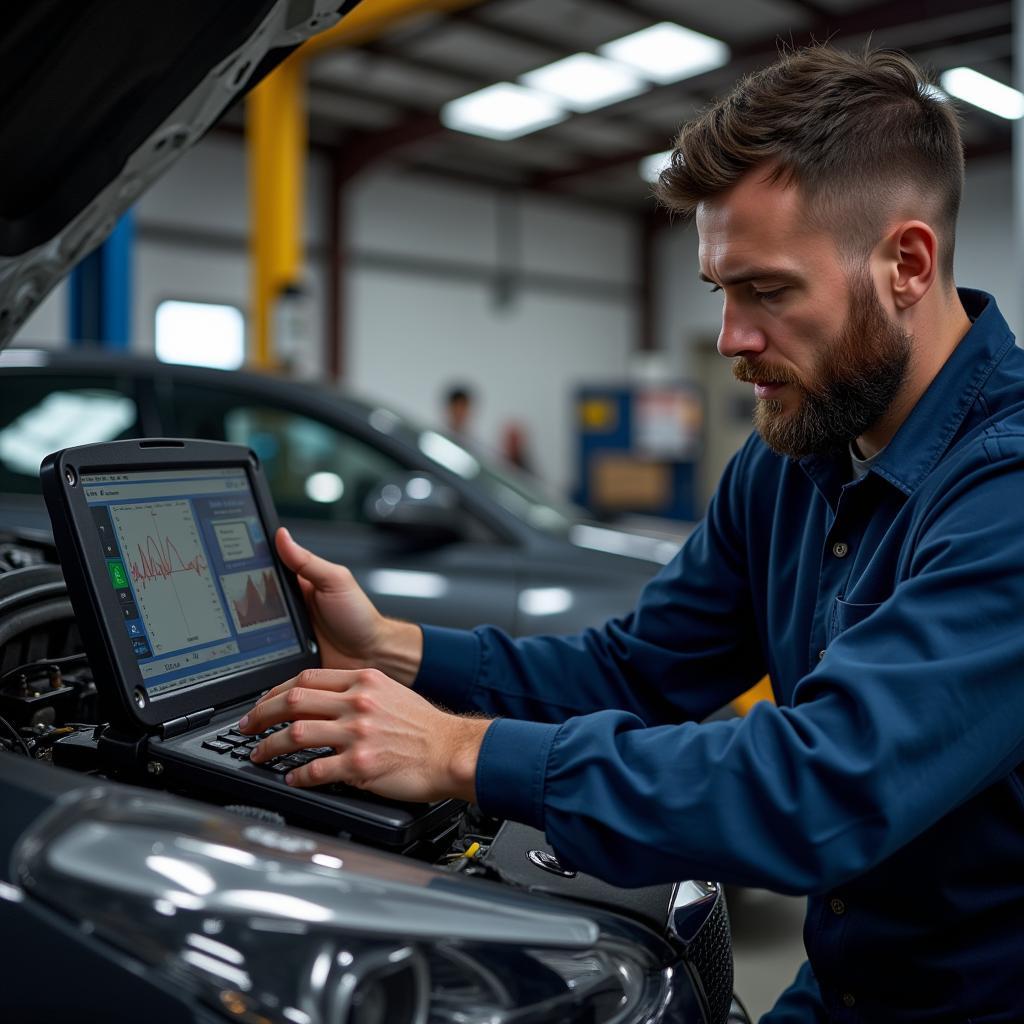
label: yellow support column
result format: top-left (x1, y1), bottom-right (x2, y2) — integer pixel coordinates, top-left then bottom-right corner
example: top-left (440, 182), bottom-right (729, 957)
top-left (247, 57), bottom-right (307, 370)
top-left (247, 0), bottom-right (487, 371)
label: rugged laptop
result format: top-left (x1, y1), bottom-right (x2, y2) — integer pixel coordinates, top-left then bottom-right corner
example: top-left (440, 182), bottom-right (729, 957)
top-left (40, 438), bottom-right (461, 845)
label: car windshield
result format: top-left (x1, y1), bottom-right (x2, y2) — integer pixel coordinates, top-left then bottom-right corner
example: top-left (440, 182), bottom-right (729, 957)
top-left (357, 400), bottom-right (585, 538)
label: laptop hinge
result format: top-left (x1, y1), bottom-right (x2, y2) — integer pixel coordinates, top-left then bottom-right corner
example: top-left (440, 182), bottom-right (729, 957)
top-left (161, 708), bottom-right (214, 738)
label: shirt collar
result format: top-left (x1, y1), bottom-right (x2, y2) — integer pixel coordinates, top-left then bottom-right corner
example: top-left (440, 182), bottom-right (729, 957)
top-left (801, 289), bottom-right (1016, 499)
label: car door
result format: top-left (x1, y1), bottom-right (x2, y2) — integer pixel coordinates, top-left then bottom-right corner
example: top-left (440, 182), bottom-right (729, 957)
top-left (161, 377), bottom-right (520, 632)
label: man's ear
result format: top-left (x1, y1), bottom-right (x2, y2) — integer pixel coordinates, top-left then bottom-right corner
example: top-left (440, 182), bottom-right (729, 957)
top-left (880, 221), bottom-right (937, 310)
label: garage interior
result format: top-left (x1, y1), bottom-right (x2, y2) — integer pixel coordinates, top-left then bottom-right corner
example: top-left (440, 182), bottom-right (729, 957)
top-left (6, 0), bottom-right (1021, 1018)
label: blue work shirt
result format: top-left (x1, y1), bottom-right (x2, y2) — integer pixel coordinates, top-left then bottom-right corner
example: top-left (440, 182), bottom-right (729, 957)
top-left (414, 290), bottom-right (1024, 1021)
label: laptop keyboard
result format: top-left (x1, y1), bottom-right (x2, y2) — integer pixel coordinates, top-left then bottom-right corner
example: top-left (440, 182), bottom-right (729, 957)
top-left (201, 724), bottom-right (334, 776)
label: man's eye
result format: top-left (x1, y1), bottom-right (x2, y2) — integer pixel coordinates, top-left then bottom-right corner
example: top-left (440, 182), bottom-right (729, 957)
top-left (707, 284), bottom-right (722, 294)
top-left (755, 287), bottom-right (786, 302)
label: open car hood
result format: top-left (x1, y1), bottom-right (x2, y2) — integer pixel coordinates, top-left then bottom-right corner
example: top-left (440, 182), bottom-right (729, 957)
top-left (0, 0), bottom-right (359, 349)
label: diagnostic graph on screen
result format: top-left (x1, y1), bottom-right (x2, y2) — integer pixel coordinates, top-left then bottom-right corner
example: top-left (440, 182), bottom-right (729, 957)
top-left (220, 568), bottom-right (291, 634)
top-left (110, 500), bottom-right (231, 655)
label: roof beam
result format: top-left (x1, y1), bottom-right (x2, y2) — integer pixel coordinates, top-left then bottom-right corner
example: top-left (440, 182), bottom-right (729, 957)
top-left (529, 0), bottom-right (1011, 189)
top-left (317, 0), bottom-right (1010, 194)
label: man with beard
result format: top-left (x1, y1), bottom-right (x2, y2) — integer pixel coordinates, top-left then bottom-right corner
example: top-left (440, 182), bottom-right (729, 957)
top-left (238, 47), bottom-right (1024, 1021)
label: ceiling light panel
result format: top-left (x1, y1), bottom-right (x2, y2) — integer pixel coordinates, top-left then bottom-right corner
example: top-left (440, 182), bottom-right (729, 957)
top-left (599, 22), bottom-right (730, 85)
top-left (521, 53), bottom-right (648, 112)
top-left (939, 67), bottom-right (1024, 120)
top-left (639, 149), bottom-right (673, 184)
top-left (441, 82), bottom-right (567, 141)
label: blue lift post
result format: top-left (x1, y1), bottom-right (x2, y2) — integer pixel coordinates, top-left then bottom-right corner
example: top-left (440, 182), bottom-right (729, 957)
top-left (68, 211), bottom-right (134, 348)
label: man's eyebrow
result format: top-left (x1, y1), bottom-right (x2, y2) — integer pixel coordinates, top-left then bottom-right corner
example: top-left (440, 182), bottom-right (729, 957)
top-left (698, 268), bottom-right (802, 286)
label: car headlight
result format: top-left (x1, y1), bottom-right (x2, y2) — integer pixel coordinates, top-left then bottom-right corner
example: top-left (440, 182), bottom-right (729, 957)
top-left (15, 789), bottom-right (683, 1024)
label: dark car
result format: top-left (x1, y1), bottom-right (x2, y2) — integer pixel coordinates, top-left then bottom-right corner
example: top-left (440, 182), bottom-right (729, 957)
top-left (0, 347), bottom-right (680, 635)
top-left (0, 4), bottom-right (746, 1023)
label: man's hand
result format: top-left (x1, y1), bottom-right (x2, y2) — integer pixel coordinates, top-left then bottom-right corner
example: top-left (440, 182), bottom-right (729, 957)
top-left (237, 667), bottom-right (490, 804)
top-left (276, 528), bottom-right (422, 684)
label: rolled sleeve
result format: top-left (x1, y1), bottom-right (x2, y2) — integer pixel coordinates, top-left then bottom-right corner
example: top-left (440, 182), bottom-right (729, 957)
top-left (413, 624), bottom-right (482, 711)
top-left (475, 718), bottom-right (560, 830)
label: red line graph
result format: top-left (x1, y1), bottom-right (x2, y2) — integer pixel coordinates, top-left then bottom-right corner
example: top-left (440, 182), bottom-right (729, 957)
top-left (128, 533), bottom-right (208, 589)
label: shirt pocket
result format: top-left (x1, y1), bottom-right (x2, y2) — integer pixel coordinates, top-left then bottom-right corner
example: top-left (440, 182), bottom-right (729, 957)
top-left (828, 596), bottom-right (882, 642)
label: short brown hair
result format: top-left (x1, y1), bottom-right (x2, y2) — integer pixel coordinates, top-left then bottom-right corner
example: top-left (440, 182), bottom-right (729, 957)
top-left (656, 46), bottom-right (965, 279)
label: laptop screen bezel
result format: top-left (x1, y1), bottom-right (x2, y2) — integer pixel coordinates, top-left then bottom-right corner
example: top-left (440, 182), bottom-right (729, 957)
top-left (43, 439), bottom-right (319, 732)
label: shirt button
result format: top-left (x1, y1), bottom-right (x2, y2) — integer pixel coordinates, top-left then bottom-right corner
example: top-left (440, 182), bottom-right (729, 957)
top-left (830, 897), bottom-right (846, 915)
top-left (841, 992), bottom-right (856, 1008)
top-left (832, 541), bottom-right (849, 558)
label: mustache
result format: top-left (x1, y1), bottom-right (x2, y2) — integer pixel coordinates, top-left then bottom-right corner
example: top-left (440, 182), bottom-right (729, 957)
top-left (732, 357), bottom-right (800, 387)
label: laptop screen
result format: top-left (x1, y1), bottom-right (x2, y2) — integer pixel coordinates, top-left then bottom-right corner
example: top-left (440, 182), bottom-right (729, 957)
top-left (80, 466), bottom-right (302, 697)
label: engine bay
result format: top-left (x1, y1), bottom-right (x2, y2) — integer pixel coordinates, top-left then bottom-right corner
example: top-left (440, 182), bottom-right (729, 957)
top-left (0, 530), bottom-right (738, 1024)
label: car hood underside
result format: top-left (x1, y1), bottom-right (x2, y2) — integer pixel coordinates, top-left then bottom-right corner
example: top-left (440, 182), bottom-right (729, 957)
top-left (0, 0), bottom-right (356, 348)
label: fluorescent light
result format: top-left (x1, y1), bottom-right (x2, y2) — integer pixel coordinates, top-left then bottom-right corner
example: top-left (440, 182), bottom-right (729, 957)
top-left (639, 149), bottom-right (673, 184)
top-left (146, 855), bottom-right (215, 896)
top-left (569, 523), bottom-right (678, 564)
top-left (304, 471), bottom-right (344, 504)
top-left (366, 569), bottom-right (449, 600)
top-left (940, 67), bottom-right (1024, 120)
top-left (186, 933), bottom-right (245, 966)
top-left (518, 587), bottom-right (574, 617)
top-left (180, 950), bottom-right (252, 990)
top-left (441, 82), bottom-right (567, 140)
top-left (520, 53), bottom-right (647, 113)
top-left (919, 82), bottom-right (947, 103)
top-left (599, 22), bottom-right (729, 85)
top-left (406, 476), bottom-right (434, 500)
top-left (418, 430), bottom-right (480, 478)
top-left (220, 890), bottom-right (333, 923)
top-left (0, 391), bottom-right (136, 475)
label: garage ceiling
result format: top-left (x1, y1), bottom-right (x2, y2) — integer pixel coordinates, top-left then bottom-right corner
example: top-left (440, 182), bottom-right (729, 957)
top-left (244, 0), bottom-right (1016, 208)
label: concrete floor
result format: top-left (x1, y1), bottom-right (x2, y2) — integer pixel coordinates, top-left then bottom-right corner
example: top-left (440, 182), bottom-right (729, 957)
top-left (728, 888), bottom-right (808, 1021)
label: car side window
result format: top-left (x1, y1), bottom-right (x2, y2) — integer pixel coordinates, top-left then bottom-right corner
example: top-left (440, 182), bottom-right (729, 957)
top-left (0, 374), bottom-right (141, 495)
top-left (171, 388), bottom-right (408, 523)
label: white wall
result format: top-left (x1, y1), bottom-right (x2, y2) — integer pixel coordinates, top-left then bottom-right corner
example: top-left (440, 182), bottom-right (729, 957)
top-left (954, 156), bottom-right (1017, 332)
top-left (11, 132), bottom-right (639, 495)
top-left (15, 130), bottom-right (1013, 498)
top-left (345, 170), bottom-right (639, 492)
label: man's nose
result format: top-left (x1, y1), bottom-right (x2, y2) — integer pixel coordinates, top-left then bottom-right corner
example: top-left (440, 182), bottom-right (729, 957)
top-left (717, 301), bottom-right (767, 358)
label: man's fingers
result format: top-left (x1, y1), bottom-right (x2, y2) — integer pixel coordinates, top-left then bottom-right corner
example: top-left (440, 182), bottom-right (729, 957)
top-left (251, 670), bottom-right (359, 712)
top-left (284, 750), bottom-right (357, 789)
top-left (251, 719), bottom-right (346, 763)
top-left (241, 678), bottom-right (358, 733)
top-left (276, 528), bottom-right (353, 593)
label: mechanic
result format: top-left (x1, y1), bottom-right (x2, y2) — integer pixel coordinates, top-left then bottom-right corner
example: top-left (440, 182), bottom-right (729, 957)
top-left (238, 46), bottom-right (1024, 1021)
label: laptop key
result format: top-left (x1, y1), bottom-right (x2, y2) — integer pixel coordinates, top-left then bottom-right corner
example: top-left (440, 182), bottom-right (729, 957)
top-left (230, 747), bottom-right (252, 760)
top-left (202, 739), bottom-right (233, 754)
top-left (269, 762), bottom-right (292, 774)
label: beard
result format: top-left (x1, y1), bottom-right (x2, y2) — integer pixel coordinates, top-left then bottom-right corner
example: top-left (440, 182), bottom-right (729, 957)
top-left (733, 273), bottom-right (912, 459)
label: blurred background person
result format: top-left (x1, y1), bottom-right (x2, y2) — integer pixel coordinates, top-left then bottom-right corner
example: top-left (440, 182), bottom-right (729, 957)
top-left (500, 420), bottom-right (535, 475)
top-left (443, 383), bottom-right (475, 441)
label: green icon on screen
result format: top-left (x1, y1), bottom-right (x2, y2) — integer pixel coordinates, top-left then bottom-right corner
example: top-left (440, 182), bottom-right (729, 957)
top-left (108, 560), bottom-right (129, 589)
